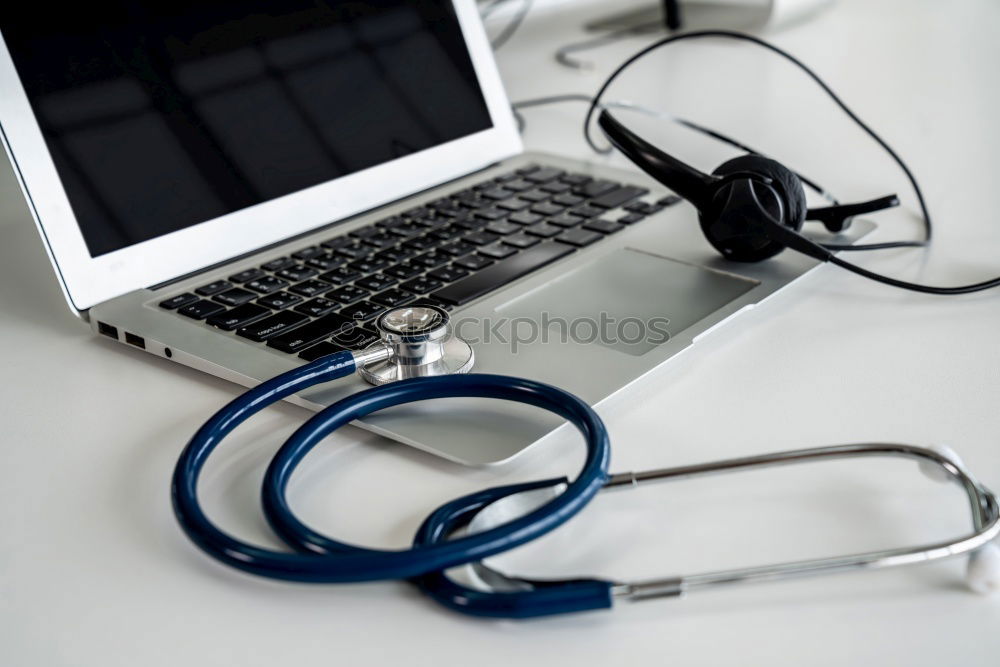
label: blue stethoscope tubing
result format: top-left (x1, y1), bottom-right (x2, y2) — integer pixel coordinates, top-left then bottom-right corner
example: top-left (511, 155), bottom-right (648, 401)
top-left (171, 350), bottom-right (611, 583)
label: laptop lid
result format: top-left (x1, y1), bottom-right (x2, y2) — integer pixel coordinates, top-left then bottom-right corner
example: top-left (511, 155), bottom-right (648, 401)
top-left (0, 0), bottom-right (520, 314)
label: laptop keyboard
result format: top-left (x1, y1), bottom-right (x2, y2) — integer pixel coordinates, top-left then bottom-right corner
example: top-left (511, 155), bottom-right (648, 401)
top-left (157, 164), bottom-right (680, 361)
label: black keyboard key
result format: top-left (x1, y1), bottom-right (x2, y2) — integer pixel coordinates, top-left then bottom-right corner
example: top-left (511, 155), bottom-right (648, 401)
top-left (530, 202), bottom-right (563, 217)
top-left (571, 204), bottom-right (605, 218)
top-left (524, 167), bottom-right (564, 183)
top-left (412, 251), bottom-right (450, 268)
top-left (440, 240), bottom-right (475, 257)
top-left (403, 206), bottom-right (432, 220)
top-left (508, 211), bottom-right (543, 226)
top-left (548, 213), bottom-right (583, 228)
top-left (277, 265), bottom-right (317, 282)
top-left (361, 232), bottom-right (397, 249)
top-left (517, 163), bottom-right (540, 174)
top-left (618, 213), bottom-right (646, 225)
top-left (340, 301), bottom-right (383, 322)
top-left (331, 327), bottom-right (380, 351)
top-left (493, 170), bottom-right (520, 182)
top-left (195, 280), bottom-right (231, 296)
top-left (473, 207), bottom-right (507, 221)
top-left (555, 228), bottom-right (603, 247)
top-left (390, 223), bottom-right (425, 238)
top-left (319, 267), bottom-right (361, 285)
top-left (356, 274), bottom-right (397, 291)
top-left (496, 198), bottom-right (530, 211)
top-left (376, 215), bottom-right (407, 228)
top-left (560, 173), bottom-right (592, 186)
top-left (292, 246), bottom-right (324, 260)
top-left (232, 267), bottom-right (268, 282)
top-left (329, 285), bottom-right (370, 304)
top-left (400, 276), bottom-right (444, 294)
top-left (383, 263), bottom-right (423, 280)
top-left (371, 288), bottom-right (415, 308)
top-left (453, 254), bottom-right (493, 271)
top-left (246, 276), bottom-right (289, 294)
top-left (427, 265), bottom-right (469, 283)
top-left (207, 303), bottom-right (270, 331)
top-left (624, 201), bottom-right (654, 213)
top-left (382, 264), bottom-right (424, 280)
top-left (577, 179), bottom-right (619, 198)
top-left (374, 247), bottom-right (416, 263)
top-left (266, 313), bottom-right (354, 353)
top-left (464, 231), bottom-right (500, 246)
top-left (591, 185), bottom-right (649, 209)
top-left (213, 288), bottom-right (256, 306)
top-left (289, 279), bottom-right (331, 297)
top-left (583, 219), bottom-right (626, 235)
top-left (306, 253), bottom-right (345, 271)
top-left (348, 258), bottom-right (390, 274)
top-left (453, 217), bottom-right (486, 232)
top-left (178, 299), bottom-right (226, 320)
top-left (519, 189), bottom-right (550, 203)
top-left (237, 311), bottom-right (308, 342)
top-left (257, 292), bottom-right (303, 310)
top-left (540, 181), bottom-right (571, 194)
top-left (485, 220), bottom-right (520, 236)
top-left (525, 222), bottom-right (562, 238)
top-left (502, 178), bottom-right (534, 192)
top-left (159, 293), bottom-right (198, 310)
top-left (320, 236), bottom-right (352, 250)
top-left (658, 194), bottom-right (683, 206)
top-left (294, 297), bottom-right (339, 318)
top-left (261, 257), bottom-right (295, 272)
top-left (478, 243), bottom-right (517, 260)
top-left (503, 233), bottom-right (540, 249)
top-left (552, 194), bottom-right (585, 207)
top-left (480, 187), bottom-right (515, 201)
top-left (299, 341), bottom-right (346, 361)
top-left (416, 215), bottom-right (451, 229)
top-left (402, 235), bottom-right (439, 251)
top-left (336, 244), bottom-right (369, 259)
top-left (349, 226), bottom-right (378, 239)
top-left (432, 242), bottom-right (574, 306)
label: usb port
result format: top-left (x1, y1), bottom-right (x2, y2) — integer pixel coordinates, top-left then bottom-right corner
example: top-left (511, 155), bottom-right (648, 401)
top-left (124, 332), bottom-right (146, 349)
top-left (97, 322), bottom-right (118, 339)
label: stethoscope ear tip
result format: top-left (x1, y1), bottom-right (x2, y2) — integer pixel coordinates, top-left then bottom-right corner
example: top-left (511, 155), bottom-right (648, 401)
top-left (966, 542), bottom-right (1000, 595)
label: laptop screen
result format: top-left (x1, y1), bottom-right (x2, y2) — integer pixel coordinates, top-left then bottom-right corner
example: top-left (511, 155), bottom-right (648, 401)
top-left (1, 1), bottom-right (492, 258)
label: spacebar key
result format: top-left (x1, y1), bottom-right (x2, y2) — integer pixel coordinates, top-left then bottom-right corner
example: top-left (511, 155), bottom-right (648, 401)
top-left (431, 242), bottom-right (575, 306)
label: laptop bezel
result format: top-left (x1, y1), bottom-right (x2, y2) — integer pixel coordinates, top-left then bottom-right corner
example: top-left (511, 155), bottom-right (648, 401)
top-left (0, 0), bottom-right (521, 315)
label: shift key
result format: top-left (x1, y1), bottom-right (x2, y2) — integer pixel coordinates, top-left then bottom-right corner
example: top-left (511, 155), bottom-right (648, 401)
top-left (431, 241), bottom-right (574, 306)
top-left (236, 310), bottom-right (308, 342)
top-left (266, 313), bottom-right (355, 353)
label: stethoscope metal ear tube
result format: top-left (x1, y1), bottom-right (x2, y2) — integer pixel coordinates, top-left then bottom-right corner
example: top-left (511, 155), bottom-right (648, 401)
top-left (171, 306), bottom-right (612, 583)
top-left (413, 444), bottom-right (999, 618)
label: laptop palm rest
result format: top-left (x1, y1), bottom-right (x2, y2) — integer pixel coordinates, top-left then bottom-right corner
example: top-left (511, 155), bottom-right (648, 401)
top-left (342, 249), bottom-right (757, 465)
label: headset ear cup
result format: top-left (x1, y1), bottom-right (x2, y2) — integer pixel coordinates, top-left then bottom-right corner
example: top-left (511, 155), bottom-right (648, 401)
top-left (700, 155), bottom-right (809, 262)
top-left (714, 155), bottom-right (807, 229)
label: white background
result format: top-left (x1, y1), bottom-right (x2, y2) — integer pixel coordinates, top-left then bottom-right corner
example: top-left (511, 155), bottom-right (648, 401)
top-left (1, 0), bottom-right (998, 664)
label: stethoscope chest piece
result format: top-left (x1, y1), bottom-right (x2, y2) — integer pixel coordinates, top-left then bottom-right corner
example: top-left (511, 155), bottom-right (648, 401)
top-left (358, 305), bottom-right (474, 386)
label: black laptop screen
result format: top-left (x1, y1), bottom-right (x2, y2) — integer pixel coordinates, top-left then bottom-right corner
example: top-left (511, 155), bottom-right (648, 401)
top-left (1, 1), bottom-right (493, 257)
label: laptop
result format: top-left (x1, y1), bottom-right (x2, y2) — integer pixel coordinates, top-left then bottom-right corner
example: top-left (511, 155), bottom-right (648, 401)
top-left (0, 1), bottom-right (865, 465)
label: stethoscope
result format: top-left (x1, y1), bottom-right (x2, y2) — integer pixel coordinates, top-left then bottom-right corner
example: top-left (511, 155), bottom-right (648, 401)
top-left (171, 305), bottom-right (1000, 616)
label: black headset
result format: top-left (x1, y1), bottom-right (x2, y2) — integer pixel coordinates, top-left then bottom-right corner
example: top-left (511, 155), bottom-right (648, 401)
top-left (587, 31), bottom-right (1000, 296)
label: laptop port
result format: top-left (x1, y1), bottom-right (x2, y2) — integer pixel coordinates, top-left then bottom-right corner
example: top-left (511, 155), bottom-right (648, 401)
top-left (97, 322), bottom-right (118, 339)
top-left (124, 332), bottom-right (146, 349)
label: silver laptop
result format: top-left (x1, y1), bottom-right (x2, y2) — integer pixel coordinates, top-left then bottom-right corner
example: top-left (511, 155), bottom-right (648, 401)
top-left (0, 1), bottom-right (862, 465)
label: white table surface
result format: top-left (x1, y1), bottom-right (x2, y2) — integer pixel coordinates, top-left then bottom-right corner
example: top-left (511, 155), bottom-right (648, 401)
top-left (2, 0), bottom-right (999, 664)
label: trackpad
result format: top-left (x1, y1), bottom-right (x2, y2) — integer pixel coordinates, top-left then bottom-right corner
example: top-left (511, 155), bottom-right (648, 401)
top-left (496, 248), bottom-right (758, 356)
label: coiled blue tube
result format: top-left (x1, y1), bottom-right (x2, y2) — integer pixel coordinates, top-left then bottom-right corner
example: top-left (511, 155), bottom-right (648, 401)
top-left (172, 351), bottom-right (610, 583)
